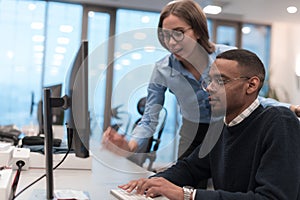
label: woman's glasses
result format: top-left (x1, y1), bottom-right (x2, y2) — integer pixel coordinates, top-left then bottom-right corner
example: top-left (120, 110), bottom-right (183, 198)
top-left (159, 27), bottom-right (192, 42)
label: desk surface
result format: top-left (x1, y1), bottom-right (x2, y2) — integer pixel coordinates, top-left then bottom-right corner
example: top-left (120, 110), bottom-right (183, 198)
top-left (15, 149), bottom-right (155, 200)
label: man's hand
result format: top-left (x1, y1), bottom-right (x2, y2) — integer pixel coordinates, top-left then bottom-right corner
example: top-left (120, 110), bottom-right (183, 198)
top-left (118, 177), bottom-right (184, 200)
top-left (102, 126), bottom-right (137, 157)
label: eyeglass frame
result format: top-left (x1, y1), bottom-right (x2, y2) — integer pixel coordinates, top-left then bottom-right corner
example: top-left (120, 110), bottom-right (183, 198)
top-left (201, 76), bottom-right (250, 91)
top-left (159, 27), bottom-right (193, 43)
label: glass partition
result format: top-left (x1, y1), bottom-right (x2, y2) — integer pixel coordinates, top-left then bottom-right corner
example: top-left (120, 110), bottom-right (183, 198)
top-left (0, 0), bottom-right (82, 128)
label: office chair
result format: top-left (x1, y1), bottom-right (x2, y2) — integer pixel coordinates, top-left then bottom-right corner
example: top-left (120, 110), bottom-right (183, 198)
top-left (128, 97), bottom-right (167, 172)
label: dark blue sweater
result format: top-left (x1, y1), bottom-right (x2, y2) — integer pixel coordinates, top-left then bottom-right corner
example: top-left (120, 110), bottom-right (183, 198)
top-left (154, 106), bottom-right (300, 199)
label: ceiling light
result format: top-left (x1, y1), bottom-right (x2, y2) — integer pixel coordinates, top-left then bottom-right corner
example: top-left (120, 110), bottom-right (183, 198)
top-left (57, 37), bottom-right (70, 45)
top-left (55, 47), bottom-right (66, 54)
top-left (203, 5), bottom-right (222, 15)
top-left (59, 25), bottom-right (73, 33)
top-left (31, 22), bottom-right (44, 30)
top-left (141, 16), bottom-right (150, 23)
top-left (144, 45), bottom-right (156, 52)
top-left (28, 4), bottom-right (36, 11)
top-left (53, 54), bottom-right (64, 60)
top-left (134, 32), bottom-right (147, 40)
top-left (287, 6), bottom-right (298, 14)
top-left (242, 27), bottom-right (251, 34)
top-left (32, 35), bottom-right (45, 42)
top-left (88, 11), bottom-right (95, 18)
top-left (33, 45), bottom-right (44, 52)
top-left (121, 59), bottom-right (130, 66)
top-left (131, 53), bottom-right (142, 60)
top-left (114, 64), bottom-right (123, 70)
top-left (7, 51), bottom-right (14, 59)
top-left (121, 43), bottom-right (133, 50)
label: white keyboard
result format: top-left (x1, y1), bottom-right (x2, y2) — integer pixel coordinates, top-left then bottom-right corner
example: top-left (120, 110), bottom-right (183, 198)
top-left (110, 189), bottom-right (154, 200)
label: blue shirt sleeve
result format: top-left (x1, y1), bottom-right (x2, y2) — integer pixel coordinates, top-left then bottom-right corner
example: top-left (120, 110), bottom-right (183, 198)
top-left (130, 62), bottom-right (167, 149)
top-left (258, 96), bottom-right (290, 108)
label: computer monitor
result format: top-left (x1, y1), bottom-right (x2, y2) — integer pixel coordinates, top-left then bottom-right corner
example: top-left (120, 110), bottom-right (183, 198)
top-left (43, 40), bottom-right (89, 199)
top-left (64, 40), bottom-right (90, 158)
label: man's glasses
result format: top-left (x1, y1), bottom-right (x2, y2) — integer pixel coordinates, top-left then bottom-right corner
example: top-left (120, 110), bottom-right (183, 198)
top-left (159, 27), bottom-right (192, 42)
top-left (201, 76), bottom-right (250, 91)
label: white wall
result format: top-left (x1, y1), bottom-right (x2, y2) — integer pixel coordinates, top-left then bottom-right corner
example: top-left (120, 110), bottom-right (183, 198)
top-left (269, 22), bottom-right (300, 105)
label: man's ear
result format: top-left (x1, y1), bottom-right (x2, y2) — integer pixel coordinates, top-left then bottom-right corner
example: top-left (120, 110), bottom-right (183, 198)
top-left (246, 76), bottom-right (260, 94)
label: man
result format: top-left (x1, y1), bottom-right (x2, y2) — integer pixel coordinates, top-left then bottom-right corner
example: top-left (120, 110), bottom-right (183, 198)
top-left (117, 49), bottom-right (300, 200)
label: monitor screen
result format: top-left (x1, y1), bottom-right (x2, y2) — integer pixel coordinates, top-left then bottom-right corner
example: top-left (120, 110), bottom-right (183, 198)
top-left (64, 40), bottom-right (89, 158)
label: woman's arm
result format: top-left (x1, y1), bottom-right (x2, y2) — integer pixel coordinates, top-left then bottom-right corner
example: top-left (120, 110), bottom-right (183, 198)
top-left (258, 96), bottom-right (300, 117)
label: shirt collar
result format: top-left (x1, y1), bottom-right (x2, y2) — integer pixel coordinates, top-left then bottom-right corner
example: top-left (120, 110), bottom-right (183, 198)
top-left (170, 54), bottom-right (184, 77)
top-left (169, 54), bottom-right (213, 79)
top-left (225, 98), bottom-right (260, 127)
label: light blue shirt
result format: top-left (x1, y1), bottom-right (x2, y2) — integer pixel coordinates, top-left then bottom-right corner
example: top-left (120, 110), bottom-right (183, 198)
top-left (131, 44), bottom-right (290, 150)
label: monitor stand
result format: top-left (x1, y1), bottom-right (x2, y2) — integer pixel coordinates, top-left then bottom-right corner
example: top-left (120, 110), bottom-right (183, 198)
top-left (42, 88), bottom-right (87, 200)
top-left (43, 89), bottom-right (67, 199)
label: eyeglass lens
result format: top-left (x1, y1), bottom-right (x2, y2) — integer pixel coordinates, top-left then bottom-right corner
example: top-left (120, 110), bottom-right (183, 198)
top-left (201, 77), bottom-right (250, 91)
top-left (161, 30), bottom-right (184, 42)
top-left (201, 78), bottom-right (211, 91)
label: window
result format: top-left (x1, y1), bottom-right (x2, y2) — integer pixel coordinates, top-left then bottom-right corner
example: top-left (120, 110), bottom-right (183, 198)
top-left (113, 9), bottom-right (177, 162)
top-left (209, 19), bottom-right (271, 96)
top-left (0, 0), bottom-right (82, 128)
top-left (0, 0), bottom-right (47, 126)
top-left (86, 9), bottom-right (111, 133)
top-left (43, 2), bottom-right (82, 86)
top-left (241, 24), bottom-right (271, 96)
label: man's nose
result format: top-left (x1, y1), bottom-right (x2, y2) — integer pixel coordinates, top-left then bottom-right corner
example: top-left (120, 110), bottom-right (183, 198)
top-left (206, 82), bottom-right (216, 93)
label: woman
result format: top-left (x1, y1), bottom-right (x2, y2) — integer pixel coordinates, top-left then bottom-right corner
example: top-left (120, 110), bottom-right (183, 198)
top-left (102, 0), bottom-right (299, 165)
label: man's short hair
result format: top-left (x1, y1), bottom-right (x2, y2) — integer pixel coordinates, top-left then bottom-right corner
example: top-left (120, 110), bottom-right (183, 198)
top-left (216, 49), bottom-right (265, 89)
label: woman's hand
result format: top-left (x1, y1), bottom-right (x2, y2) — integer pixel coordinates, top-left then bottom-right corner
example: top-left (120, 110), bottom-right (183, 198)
top-left (295, 105), bottom-right (300, 117)
top-left (102, 127), bottom-right (137, 156)
top-left (119, 177), bottom-right (184, 200)
top-left (290, 105), bottom-right (300, 117)
top-left (102, 126), bottom-right (130, 156)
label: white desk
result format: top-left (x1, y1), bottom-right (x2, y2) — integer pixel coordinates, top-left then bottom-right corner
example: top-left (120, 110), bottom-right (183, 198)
top-left (15, 149), bottom-right (154, 199)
